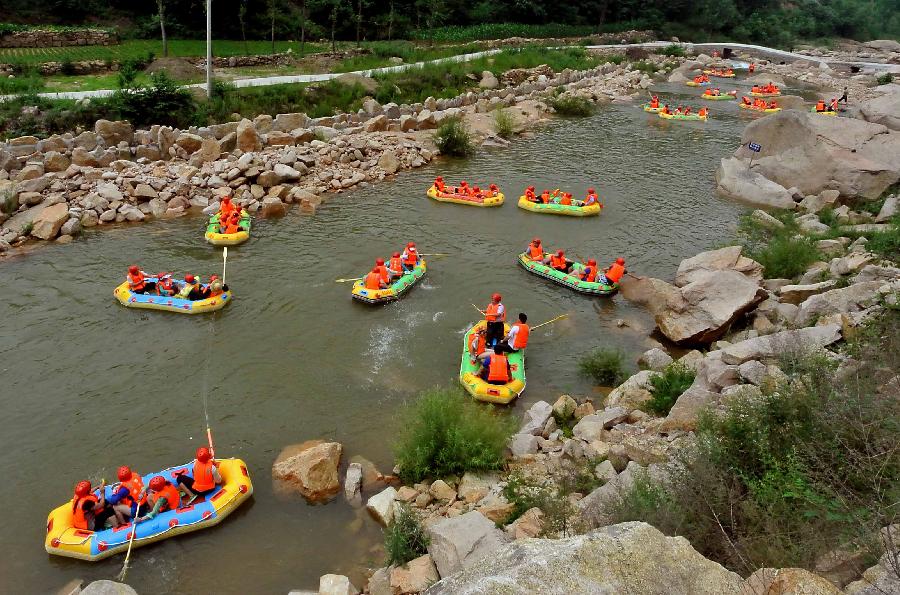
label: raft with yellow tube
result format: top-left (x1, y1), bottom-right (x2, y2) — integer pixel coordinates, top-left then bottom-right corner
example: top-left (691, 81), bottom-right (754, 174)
top-left (426, 185), bottom-right (504, 207)
top-left (700, 92), bottom-right (736, 101)
top-left (351, 259), bottom-right (427, 304)
top-left (459, 320), bottom-right (525, 405)
top-left (45, 458), bottom-right (253, 561)
top-left (811, 108), bottom-right (837, 116)
top-left (685, 80), bottom-right (710, 87)
top-left (517, 253), bottom-right (618, 296)
top-left (703, 70), bottom-right (736, 78)
top-left (205, 209), bottom-right (251, 246)
top-left (659, 111), bottom-right (708, 121)
top-left (517, 195), bottom-right (601, 217)
top-left (114, 277), bottom-right (231, 314)
top-left (642, 104), bottom-right (662, 113)
top-left (740, 103), bottom-right (782, 113)
top-left (750, 91), bottom-right (781, 97)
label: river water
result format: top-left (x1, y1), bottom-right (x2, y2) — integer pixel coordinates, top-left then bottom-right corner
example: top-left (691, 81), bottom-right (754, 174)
top-left (0, 89), bottom-right (748, 593)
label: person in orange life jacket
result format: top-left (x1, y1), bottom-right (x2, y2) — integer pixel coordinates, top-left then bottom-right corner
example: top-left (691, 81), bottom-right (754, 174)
top-left (525, 185), bottom-right (536, 201)
top-left (570, 258), bottom-right (598, 283)
top-left (583, 188), bottom-right (599, 207)
top-left (749, 63), bottom-right (756, 73)
top-left (560, 192), bottom-right (572, 206)
top-left (550, 250), bottom-right (570, 273)
top-left (683, 107), bottom-right (692, 116)
top-left (661, 104), bottom-right (671, 115)
top-left (456, 180), bottom-right (469, 194)
top-left (375, 258), bottom-right (390, 285)
top-left (472, 185), bottom-right (483, 198)
top-left (768, 100), bottom-right (778, 109)
top-left (222, 210), bottom-right (242, 234)
top-left (484, 292), bottom-right (506, 347)
top-left (139, 476), bottom-right (182, 522)
top-left (815, 99), bottom-right (826, 112)
top-left (387, 252), bottom-right (403, 280)
top-left (155, 272), bottom-right (175, 296)
top-left (649, 95), bottom-right (659, 108)
top-left (599, 257), bottom-right (627, 286)
top-left (488, 183), bottom-right (499, 197)
top-left (364, 267), bottom-right (387, 290)
top-left (498, 312), bottom-right (529, 354)
top-left (127, 265), bottom-right (156, 295)
top-left (108, 465), bottom-right (148, 524)
top-left (401, 242), bottom-right (419, 273)
top-left (434, 176), bottom-right (445, 192)
top-left (176, 447), bottom-right (223, 504)
top-left (751, 85), bottom-right (760, 94)
top-left (470, 327), bottom-right (489, 364)
top-left (480, 345), bottom-right (511, 385)
top-left (540, 189), bottom-right (551, 204)
top-left (527, 237), bottom-right (544, 261)
top-left (698, 107), bottom-right (708, 118)
top-left (71, 479), bottom-right (111, 531)
top-left (741, 96), bottom-right (751, 105)
top-left (830, 98), bottom-right (838, 111)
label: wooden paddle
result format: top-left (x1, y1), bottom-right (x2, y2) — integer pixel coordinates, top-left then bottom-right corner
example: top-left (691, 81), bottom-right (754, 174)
top-left (531, 314), bottom-right (569, 330)
top-left (472, 303), bottom-right (486, 315)
top-left (335, 277), bottom-right (364, 283)
top-left (419, 253), bottom-right (449, 257)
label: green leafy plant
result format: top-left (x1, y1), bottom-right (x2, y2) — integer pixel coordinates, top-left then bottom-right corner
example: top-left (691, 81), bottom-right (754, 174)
top-left (384, 504), bottom-right (430, 566)
top-left (876, 72), bottom-right (893, 85)
top-left (433, 116), bottom-right (474, 157)
top-left (578, 348), bottom-right (627, 386)
top-left (548, 95), bottom-right (595, 117)
top-left (393, 387), bottom-right (515, 483)
top-left (493, 108), bottom-right (515, 138)
top-left (658, 43), bottom-right (685, 57)
top-left (644, 363), bottom-right (695, 416)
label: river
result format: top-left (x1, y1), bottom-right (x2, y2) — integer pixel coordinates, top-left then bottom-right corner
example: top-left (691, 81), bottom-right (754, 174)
top-left (1, 88), bottom-right (748, 593)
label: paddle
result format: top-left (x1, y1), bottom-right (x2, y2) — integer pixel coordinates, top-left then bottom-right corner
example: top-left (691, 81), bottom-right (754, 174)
top-left (531, 314), bottom-right (569, 331)
top-left (335, 277), bottom-right (364, 283)
top-left (472, 303), bottom-right (486, 316)
top-left (221, 247), bottom-right (228, 287)
top-left (625, 272), bottom-right (645, 281)
top-left (418, 253), bottom-right (450, 257)
top-left (116, 481), bottom-right (138, 581)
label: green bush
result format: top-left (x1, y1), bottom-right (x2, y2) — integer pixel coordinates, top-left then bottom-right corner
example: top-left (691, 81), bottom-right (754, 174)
top-left (737, 212), bottom-right (822, 279)
top-left (393, 387), bottom-right (515, 483)
top-left (415, 23), bottom-right (596, 42)
top-left (433, 117), bottom-right (475, 157)
top-left (578, 348), bottom-right (626, 386)
top-left (548, 95), bottom-right (596, 117)
top-left (503, 462), bottom-right (599, 536)
top-left (876, 72), bottom-right (893, 85)
top-left (384, 504), bottom-right (430, 566)
top-left (658, 43), bottom-right (686, 57)
top-left (493, 108), bottom-right (515, 138)
top-left (632, 60), bottom-right (659, 74)
top-left (860, 217), bottom-right (900, 261)
top-left (644, 363), bottom-right (695, 416)
top-left (108, 72), bottom-right (196, 128)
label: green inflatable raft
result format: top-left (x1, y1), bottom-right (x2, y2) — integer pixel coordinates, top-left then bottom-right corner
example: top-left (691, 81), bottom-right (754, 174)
top-left (517, 253), bottom-right (618, 296)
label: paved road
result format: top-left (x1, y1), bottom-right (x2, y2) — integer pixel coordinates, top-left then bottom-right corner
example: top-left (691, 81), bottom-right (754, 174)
top-left (2, 41), bottom-right (896, 103)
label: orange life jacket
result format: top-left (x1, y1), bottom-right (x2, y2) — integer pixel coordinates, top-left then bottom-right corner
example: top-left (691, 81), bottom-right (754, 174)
top-left (470, 333), bottom-right (486, 356)
top-left (699, 108), bottom-right (708, 117)
top-left (752, 86), bottom-right (760, 93)
top-left (403, 249), bottom-right (418, 267)
top-left (192, 460), bottom-right (217, 492)
top-left (606, 262), bottom-right (625, 284)
top-left (584, 192), bottom-right (598, 206)
top-left (128, 272), bottom-right (145, 292)
top-left (150, 482), bottom-right (181, 513)
top-left (389, 257), bottom-right (403, 274)
top-left (528, 244), bottom-right (543, 259)
top-left (816, 100), bottom-right (826, 111)
top-left (364, 272), bottom-right (383, 290)
top-left (830, 99), bottom-right (837, 111)
top-left (224, 220), bottom-right (240, 234)
top-left (650, 98), bottom-right (659, 108)
top-left (540, 192), bottom-right (550, 203)
top-left (488, 353), bottom-right (510, 382)
top-left (550, 254), bottom-right (567, 269)
top-left (377, 265), bottom-right (389, 284)
top-left (435, 180), bottom-right (445, 191)
top-left (560, 194), bottom-right (572, 206)
top-left (485, 303), bottom-right (504, 322)
top-left (525, 189), bottom-right (535, 200)
top-left (120, 475), bottom-right (146, 507)
top-left (72, 493), bottom-right (98, 530)
top-left (511, 323), bottom-right (529, 350)
top-left (156, 277), bottom-right (174, 295)
top-left (582, 266), bottom-right (597, 283)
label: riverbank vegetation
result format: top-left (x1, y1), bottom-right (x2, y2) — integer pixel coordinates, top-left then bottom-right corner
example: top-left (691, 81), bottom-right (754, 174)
top-left (433, 117), bottom-right (474, 157)
top-left (384, 504), bottom-right (430, 566)
top-left (547, 95), bottom-right (596, 117)
top-left (610, 308), bottom-right (900, 575)
top-left (393, 387), bottom-right (515, 484)
top-left (578, 348), bottom-right (627, 386)
top-left (736, 212), bottom-right (822, 279)
top-left (643, 363), bottom-right (695, 416)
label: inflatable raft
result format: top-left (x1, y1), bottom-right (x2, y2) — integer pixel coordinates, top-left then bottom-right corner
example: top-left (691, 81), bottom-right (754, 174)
top-left (739, 103), bottom-right (781, 113)
top-left (205, 210), bottom-right (251, 246)
top-left (517, 195), bottom-right (601, 217)
top-left (642, 104), bottom-right (662, 113)
top-left (701, 93), bottom-right (735, 101)
top-left (750, 91), bottom-right (781, 97)
top-left (811, 108), bottom-right (837, 116)
top-left (114, 278), bottom-right (231, 314)
top-left (45, 458), bottom-right (253, 561)
top-left (517, 253), bottom-right (618, 296)
top-left (703, 70), bottom-right (735, 78)
top-left (459, 320), bottom-right (525, 405)
top-left (659, 112), bottom-right (708, 121)
top-left (426, 185), bottom-right (504, 207)
top-left (685, 81), bottom-right (710, 87)
top-left (351, 259), bottom-right (427, 304)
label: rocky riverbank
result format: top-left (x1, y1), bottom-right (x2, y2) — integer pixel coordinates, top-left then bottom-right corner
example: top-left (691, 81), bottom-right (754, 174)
top-left (0, 55), bottom-right (665, 255)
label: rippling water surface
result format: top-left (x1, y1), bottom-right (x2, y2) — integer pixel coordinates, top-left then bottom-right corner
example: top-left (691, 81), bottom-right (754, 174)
top-left (1, 92), bottom-right (750, 592)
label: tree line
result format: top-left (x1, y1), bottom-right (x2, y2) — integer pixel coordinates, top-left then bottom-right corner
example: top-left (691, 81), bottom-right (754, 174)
top-left (2, 0), bottom-right (898, 46)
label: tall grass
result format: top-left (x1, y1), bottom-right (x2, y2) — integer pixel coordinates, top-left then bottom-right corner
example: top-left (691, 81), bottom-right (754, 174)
top-left (433, 117), bottom-right (475, 157)
top-left (393, 387), bottom-right (515, 483)
top-left (548, 95), bottom-right (596, 117)
top-left (415, 23), bottom-right (598, 42)
top-left (493, 109), bottom-right (515, 138)
top-left (736, 212), bottom-right (822, 279)
top-left (384, 504), bottom-right (430, 566)
top-left (578, 348), bottom-right (627, 386)
top-left (643, 364), bottom-right (695, 416)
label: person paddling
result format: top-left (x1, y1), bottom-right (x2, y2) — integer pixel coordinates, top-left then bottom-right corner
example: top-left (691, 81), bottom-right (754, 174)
top-left (600, 258), bottom-right (627, 286)
top-left (401, 242), bottom-right (419, 272)
top-left (127, 265), bottom-right (154, 295)
top-left (176, 447), bottom-right (222, 505)
top-left (500, 313), bottom-right (529, 354)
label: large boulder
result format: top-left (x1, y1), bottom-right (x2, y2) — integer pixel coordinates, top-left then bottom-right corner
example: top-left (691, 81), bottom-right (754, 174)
top-left (855, 83), bottom-right (900, 132)
top-left (94, 119), bottom-right (133, 146)
top-left (519, 400), bottom-right (552, 435)
top-left (30, 202), bottom-right (69, 240)
top-left (730, 111), bottom-right (900, 200)
top-left (674, 246), bottom-right (763, 286)
top-left (80, 581), bottom-right (138, 595)
top-left (715, 156), bottom-right (795, 210)
top-left (719, 324), bottom-right (843, 365)
top-left (377, 150), bottom-right (400, 175)
top-left (426, 511), bottom-right (509, 578)
top-left (236, 119), bottom-right (262, 152)
top-left (795, 281), bottom-right (885, 326)
top-left (271, 440), bottom-right (342, 503)
top-left (656, 270), bottom-right (767, 345)
top-left (390, 554), bottom-right (440, 594)
top-left (366, 486), bottom-right (398, 526)
top-left (424, 522), bottom-right (744, 594)
top-left (745, 568), bottom-right (841, 595)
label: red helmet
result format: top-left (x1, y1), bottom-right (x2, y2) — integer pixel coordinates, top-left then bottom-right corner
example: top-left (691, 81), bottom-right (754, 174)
top-left (222, 195), bottom-right (231, 202)
top-left (185, 274), bottom-right (195, 283)
top-left (588, 259), bottom-right (597, 266)
top-left (392, 251), bottom-right (400, 258)
top-left (492, 293), bottom-right (501, 302)
top-left (435, 176), bottom-right (443, 181)
top-left (375, 258), bottom-right (385, 266)
top-left (588, 188), bottom-right (595, 193)
top-left (616, 258), bottom-right (625, 265)
top-left (149, 476), bottom-right (166, 491)
top-left (74, 480), bottom-right (91, 498)
top-left (532, 237), bottom-right (541, 244)
top-left (209, 274), bottom-right (219, 282)
top-left (117, 466), bottom-right (132, 482)
top-left (128, 265), bottom-right (139, 274)
top-left (557, 249), bottom-right (564, 256)
top-left (528, 185), bottom-right (535, 191)
top-left (460, 180), bottom-right (467, 186)
top-left (407, 242), bottom-right (416, 249)
top-left (196, 447), bottom-right (212, 462)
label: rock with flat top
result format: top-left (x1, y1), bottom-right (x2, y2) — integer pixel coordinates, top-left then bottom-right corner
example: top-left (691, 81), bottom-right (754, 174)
top-left (426, 511), bottom-right (509, 578)
top-left (744, 568), bottom-right (840, 595)
top-left (715, 157), bottom-right (795, 210)
top-left (272, 440), bottom-right (342, 503)
top-left (80, 581), bottom-right (138, 595)
top-left (366, 486), bottom-right (398, 526)
top-left (390, 554), bottom-right (439, 594)
top-left (30, 202), bottom-right (69, 240)
top-left (719, 325), bottom-right (842, 365)
top-left (519, 400), bottom-right (552, 435)
top-left (638, 348), bottom-right (673, 371)
top-left (318, 574), bottom-right (359, 595)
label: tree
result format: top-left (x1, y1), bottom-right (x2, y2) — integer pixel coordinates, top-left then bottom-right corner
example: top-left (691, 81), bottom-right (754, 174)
top-left (328, 0), bottom-right (348, 54)
top-left (355, 0), bottom-right (367, 48)
top-left (296, 0), bottom-right (309, 56)
top-left (386, 0), bottom-right (395, 40)
top-left (238, 0), bottom-right (249, 54)
top-left (157, 0), bottom-right (168, 58)
top-left (269, 0), bottom-right (279, 54)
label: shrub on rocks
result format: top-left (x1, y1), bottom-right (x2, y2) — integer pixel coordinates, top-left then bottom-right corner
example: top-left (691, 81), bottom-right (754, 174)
top-left (492, 108), bottom-right (515, 138)
top-left (643, 363), bottom-right (695, 416)
top-left (384, 504), bottom-right (430, 566)
top-left (548, 94), bottom-right (595, 117)
top-left (433, 117), bottom-right (475, 157)
top-left (393, 387), bottom-right (515, 483)
top-left (578, 348), bottom-right (627, 386)
top-left (737, 211), bottom-right (822, 279)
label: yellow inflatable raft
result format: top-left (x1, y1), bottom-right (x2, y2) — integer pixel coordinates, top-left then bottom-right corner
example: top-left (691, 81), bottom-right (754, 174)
top-left (642, 104), bottom-right (662, 113)
top-left (750, 91), bottom-right (781, 97)
top-left (45, 458), bottom-right (253, 561)
top-left (811, 108), bottom-right (837, 116)
top-left (659, 112), bottom-right (708, 121)
top-left (459, 320), bottom-right (526, 405)
top-left (685, 81), bottom-right (710, 87)
top-left (739, 103), bottom-right (782, 113)
top-left (426, 185), bottom-right (504, 207)
top-left (517, 195), bottom-right (601, 217)
top-left (205, 209), bottom-right (251, 246)
top-left (114, 278), bottom-right (231, 314)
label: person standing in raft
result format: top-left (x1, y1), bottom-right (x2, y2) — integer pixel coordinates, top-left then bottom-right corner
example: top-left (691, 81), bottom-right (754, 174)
top-left (480, 345), bottom-right (511, 385)
top-left (127, 265), bottom-right (156, 295)
top-left (176, 447), bottom-right (222, 504)
top-left (401, 242), bottom-right (419, 273)
top-left (138, 476), bottom-right (182, 522)
top-left (484, 293), bottom-right (506, 348)
top-left (499, 313), bottom-right (529, 354)
top-left (599, 258), bottom-right (627, 286)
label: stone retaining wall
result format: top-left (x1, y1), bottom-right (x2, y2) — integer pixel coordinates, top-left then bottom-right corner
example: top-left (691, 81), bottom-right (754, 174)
top-left (0, 29), bottom-right (117, 49)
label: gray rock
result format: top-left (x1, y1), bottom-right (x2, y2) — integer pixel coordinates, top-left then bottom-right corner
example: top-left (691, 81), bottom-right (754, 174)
top-left (715, 157), bottom-right (795, 210)
top-left (720, 325), bottom-right (843, 365)
top-left (318, 574), bottom-right (359, 595)
top-left (80, 581), bottom-right (138, 595)
top-left (509, 434), bottom-right (539, 457)
top-left (94, 119), bottom-right (133, 146)
top-left (519, 400), bottom-right (552, 435)
top-left (426, 511), bottom-right (509, 578)
top-left (638, 347), bottom-right (673, 371)
top-left (875, 194), bottom-right (897, 223)
top-left (796, 281), bottom-right (884, 326)
top-left (778, 280), bottom-right (837, 305)
top-left (366, 487), bottom-right (398, 526)
top-left (60, 217), bottom-right (81, 237)
top-left (851, 264), bottom-right (900, 284)
top-left (344, 462), bottom-right (362, 506)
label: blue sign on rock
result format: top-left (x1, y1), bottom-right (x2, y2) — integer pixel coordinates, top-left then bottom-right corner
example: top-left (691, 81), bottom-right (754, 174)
top-left (749, 142), bottom-right (762, 152)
